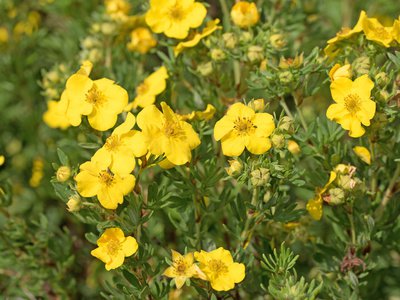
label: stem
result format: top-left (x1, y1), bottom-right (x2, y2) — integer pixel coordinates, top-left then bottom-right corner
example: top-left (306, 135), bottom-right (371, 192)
top-left (218, 0), bottom-right (231, 31)
top-left (279, 97), bottom-right (294, 120)
top-left (375, 163), bottom-right (400, 217)
top-left (369, 139), bottom-right (377, 198)
top-left (348, 210), bottom-right (356, 245)
top-left (292, 93), bottom-right (308, 131)
top-left (240, 187), bottom-right (259, 248)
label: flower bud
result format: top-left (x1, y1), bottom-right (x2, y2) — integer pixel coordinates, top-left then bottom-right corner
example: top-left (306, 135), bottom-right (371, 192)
top-left (239, 31), bottom-right (253, 43)
top-left (67, 195), bottom-right (81, 212)
top-left (230, 1), bottom-right (260, 28)
top-left (225, 159), bottom-right (243, 177)
top-left (56, 166), bottom-right (71, 182)
top-left (271, 134), bottom-right (285, 148)
top-left (329, 63), bottom-right (352, 81)
top-left (377, 90), bottom-right (390, 103)
top-left (223, 32), bottom-right (237, 49)
top-left (127, 27), bottom-right (157, 54)
top-left (279, 71), bottom-right (293, 83)
top-left (270, 34), bottom-right (286, 49)
top-left (279, 116), bottom-right (293, 131)
top-left (210, 49), bottom-right (226, 61)
top-left (375, 72), bottom-right (390, 87)
top-left (260, 59), bottom-right (268, 71)
top-left (326, 188), bottom-right (345, 205)
top-left (250, 168), bottom-right (270, 186)
top-left (263, 190), bottom-right (272, 202)
top-left (197, 62), bottom-right (213, 76)
top-left (247, 45), bottom-right (264, 62)
top-left (247, 98), bottom-right (265, 112)
top-left (338, 175), bottom-right (356, 190)
top-left (352, 56), bottom-right (370, 75)
top-left (287, 140), bottom-right (301, 154)
top-left (101, 22), bottom-right (116, 35)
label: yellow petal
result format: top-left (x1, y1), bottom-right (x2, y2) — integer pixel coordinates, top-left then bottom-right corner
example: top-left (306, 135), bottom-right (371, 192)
top-left (353, 146), bottom-right (371, 164)
top-left (246, 136), bottom-right (271, 154)
top-left (174, 276), bottom-right (187, 289)
top-left (326, 103), bottom-right (347, 120)
top-left (91, 247), bottom-right (110, 263)
top-left (97, 186), bottom-right (123, 209)
top-left (252, 113), bottom-right (275, 138)
top-left (137, 105), bottom-right (164, 129)
top-left (352, 74), bottom-right (374, 100)
top-left (122, 236), bottom-right (138, 257)
top-left (226, 103), bottom-right (255, 119)
top-left (113, 112), bottom-right (136, 135)
top-left (306, 198), bottom-right (323, 220)
top-left (171, 249), bottom-right (184, 261)
top-left (75, 171), bottom-right (100, 197)
top-left (228, 263), bottom-right (245, 283)
top-left (164, 140), bottom-right (192, 165)
top-left (214, 116), bottom-right (234, 141)
top-left (221, 133), bottom-right (246, 157)
top-left (330, 77), bottom-right (353, 103)
top-left (105, 252), bottom-right (125, 270)
top-left (348, 118), bottom-right (365, 138)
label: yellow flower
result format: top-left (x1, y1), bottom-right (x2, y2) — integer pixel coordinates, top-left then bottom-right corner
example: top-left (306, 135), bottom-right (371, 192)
top-left (179, 104), bottom-right (216, 121)
top-left (91, 228), bottom-right (138, 271)
top-left (29, 157), bottom-right (44, 188)
top-left (0, 155), bottom-right (5, 166)
top-left (329, 63), bottom-right (352, 81)
top-left (64, 68), bottom-right (128, 131)
top-left (194, 247), bottom-right (245, 291)
top-left (353, 146), bottom-right (371, 165)
top-left (324, 10), bottom-right (367, 57)
top-left (392, 19), bottom-right (400, 43)
top-left (43, 96), bottom-right (71, 130)
top-left (174, 19), bottom-right (222, 56)
top-left (306, 171), bottom-right (337, 220)
top-left (214, 103), bottom-right (275, 156)
top-left (362, 16), bottom-right (393, 47)
top-left (132, 66), bottom-right (169, 108)
top-left (136, 102), bottom-right (201, 165)
top-left (75, 156), bottom-right (135, 209)
top-left (104, 0), bottom-right (130, 21)
top-left (230, 1), bottom-right (260, 28)
top-left (326, 75), bottom-right (375, 138)
top-left (163, 250), bottom-right (206, 289)
top-left (145, 0), bottom-right (207, 39)
top-left (127, 27), bottom-right (157, 54)
top-left (92, 113), bottom-right (147, 174)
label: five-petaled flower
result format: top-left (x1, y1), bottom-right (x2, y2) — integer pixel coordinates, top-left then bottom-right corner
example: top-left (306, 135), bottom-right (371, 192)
top-left (75, 156), bottom-right (135, 209)
top-left (214, 102), bottom-right (275, 156)
top-left (326, 74), bottom-right (376, 138)
top-left (194, 247), bottom-right (245, 291)
top-left (91, 227), bottom-right (138, 270)
top-left (145, 0), bottom-right (207, 39)
top-left (163, 250), bottom-right (206, 289)
top-left (136, 102), bottom-right (201, 165)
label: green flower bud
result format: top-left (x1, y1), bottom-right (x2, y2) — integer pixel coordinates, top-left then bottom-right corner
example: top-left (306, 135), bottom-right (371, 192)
top-left (352, 56), bottom-right (370, 76)
top-left (375, 72), bottom-right (390, 87)
top-left (197, 62), bottom-right (213, 76)
top-left (327, 188), bottom-right (345, 205)
top-left (279, 71), bottom-right (293, 83)
top-left (223, 32), bottom-right (237, 49)
top-left (210, 49), bottom-right (226, 61)
top-left (56, 166), bottom-right (71, 182)
top-left (271, 134), bottom-right (285, 148)
top-left (67, 195), bottom-right (81, 212)
top-left (247, 46), bottom-right (264, 62)
top-left (250, 168), bottom-right (270, 186)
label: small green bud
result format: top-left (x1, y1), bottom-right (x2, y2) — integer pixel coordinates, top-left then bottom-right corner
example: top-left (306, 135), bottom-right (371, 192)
top-left (375, 72), bottom-right (390, 87)
top-left (352, 56), bottom-right (370, 75)
top-left (67, 195), bottom-right (82, 212)
top-left (56, 166), bottom-right (71, 182)
top-left (250, 168), bottom-right (270, 186)
top-left (247, 46), bottom-right (264, 62)
top-left (223, 32), bottom-right (237, 49)
top-left (279, 71), bottom-right (293, 83)
top-left (327, 188), bottom-right (345, 205)
top-left (210, 49), bottom-right (226, 61)
top-left (271, 134), bottom-right (285, 148)
top-left (197, 62), bottom-right (213, 76)
top-left (239, 31), bottom-right (253, 43)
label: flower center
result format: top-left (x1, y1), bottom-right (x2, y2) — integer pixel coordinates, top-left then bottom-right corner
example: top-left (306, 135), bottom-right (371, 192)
top-left (163, 121), bottom-right (185, 139)
top-left (98, 170), bottom-right (115, 187)
top-left (168, 4), bottom-right (184, 21)
top-left (137, 82), bottom-right (149, 95)
top-left (344, 94), bottom-right (362, 114)
top-left (86, 83), bottom-right (107, 106)
top-left (104, 135), bottom-right (121, 151)
top-left (106, 238), bottom-right (121, 255)
top-left (233, 117), bottom-right (256, 135)
top-left (208, 259), bottom-right (228, 278)
top-left (174, 259), bottom-right (188, 275)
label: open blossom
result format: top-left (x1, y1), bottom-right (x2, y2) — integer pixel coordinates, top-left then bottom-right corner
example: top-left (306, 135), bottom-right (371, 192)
top-left (145, 0), bottom-right (207, 39)
top-left (174, 19), bottom-right (222, 56)
top-left (362, 16), bottom-right (393, 47)
top-left (230, 1), bottom-right (260, 28)
top-left (136, 102), bottom-right (200, 165)
top-left (163, 250), bottom-right (206, 289)
top-left (306, 171), bottom-right (337, 220)
top-left (75, 156), bottom-right (135, 209)
top-left (92, 113), bottom-right (147, 174)
top-left (43, 95), bottom-right (71, 130)
top-left (194, 247), bottom-right (245, 291)
top-left (91, 228), bottom-right (138, 270)
top-left (214, 102), bottom-right (275, 156)
top-left (326, 74), bottom-right (375, 138)
top-left (132, 66), bottom-right (168, 108)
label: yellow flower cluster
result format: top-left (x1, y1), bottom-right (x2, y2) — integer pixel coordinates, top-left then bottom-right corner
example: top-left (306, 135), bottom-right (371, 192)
top-left (325, 11), bottom-right (400, 56)
top-left (164, 247), bottom-right (245, 291)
